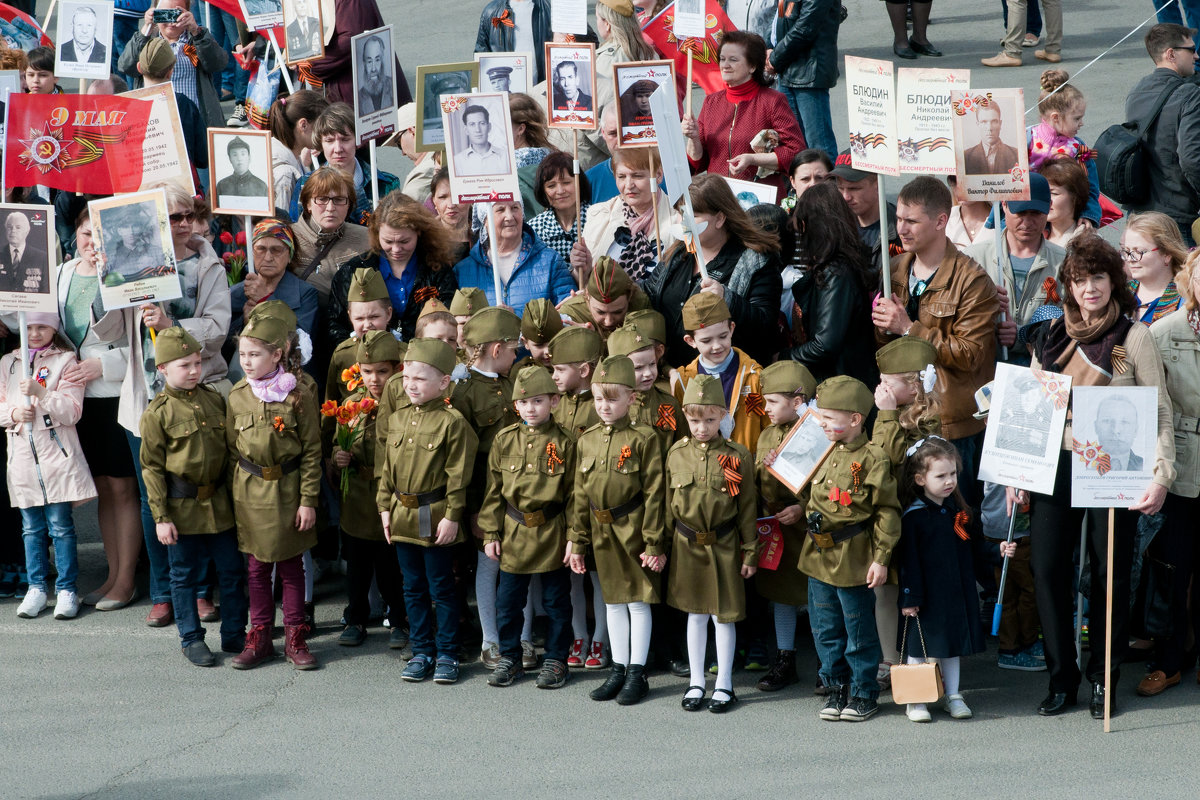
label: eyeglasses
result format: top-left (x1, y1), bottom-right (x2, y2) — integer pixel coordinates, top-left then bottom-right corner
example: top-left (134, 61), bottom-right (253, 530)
top-left (313, 196), bottom-right (350, 207)
top-left (169, 212), bottom-right (196, 224)
top-left (1120, 246), bottom-right (1158, 263)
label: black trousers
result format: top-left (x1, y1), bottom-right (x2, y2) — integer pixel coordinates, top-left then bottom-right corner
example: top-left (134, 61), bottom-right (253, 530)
top-left (1030, 451), bottom-right (1136, 693)
top-left (341, 531), bottom-right (405, 628)
top-left (1146, 493), bottom-right (1199, 675)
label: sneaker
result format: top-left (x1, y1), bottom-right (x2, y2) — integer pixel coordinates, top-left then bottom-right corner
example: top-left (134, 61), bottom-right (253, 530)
top-left (1027, 640), bottom-right (1045, 661)
top-left (998, 650), bottom-right (1046, 672)
top-left (819, 685), bottom-right (848, 721)
top-left (744, 643), bottom-right (770, 671)
top-left (536, 658), bottom-right (569, 689)
top-left (16, 586), bottom-right (48, 618)
top-left (906, 703), bottom-right (932, 723)
top-left (488, 656), bottom-right (524, 687)
top-left (567, 638), bottom-right (585, 668)
top-left (227, 102), bottom-right (249, 127)
top-left (53, 590), bottom-right (79, 619)
top-left (389, 626), bottom-right (410, 650)
top-left (401, 654), bottom-right (434, 682)
top-left (481, 641), bottom-right (501, 669)
top-left (942, 693), bottom-right (973, 719)
top-left (433, 656), bottom-right (460, 684)
top-left (583, 641), bottom-right (608, 669)
top-left (338, 624), bottom-right (367, 647)
top-left (521, 640), bottom-right (539, 670)
top-left (840, 696), bottom-right (879, 722)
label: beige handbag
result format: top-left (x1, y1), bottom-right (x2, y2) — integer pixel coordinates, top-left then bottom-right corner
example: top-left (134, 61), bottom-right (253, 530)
top-left (890, 615), bottom-right (944, 705)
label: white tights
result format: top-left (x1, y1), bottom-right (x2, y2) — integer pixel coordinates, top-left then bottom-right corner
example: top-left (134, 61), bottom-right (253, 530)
top-left (570, 571), bottom-right (608, 645)
top-left (686, 614), bottom-right (736, 698)
top-left (477, 551), bottom-right (537, 645)
top-left (906, 654), bottom-right (962, 704)
top-left (606, 602), bottom-right (651, 666)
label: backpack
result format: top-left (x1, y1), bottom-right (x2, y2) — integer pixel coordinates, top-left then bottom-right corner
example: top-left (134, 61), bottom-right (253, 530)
top-left (1094, 78), bottom-right (1183, 205)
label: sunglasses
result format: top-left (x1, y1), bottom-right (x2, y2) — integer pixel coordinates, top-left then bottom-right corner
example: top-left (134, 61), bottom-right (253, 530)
top-left (169, 212), bottom-right (196, 224)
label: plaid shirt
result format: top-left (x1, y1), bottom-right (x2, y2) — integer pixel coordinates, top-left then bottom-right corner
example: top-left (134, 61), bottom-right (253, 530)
top-left (170, 32), bottom-right (199, 112)
top-left (528, 204), bottom-right (589, 264)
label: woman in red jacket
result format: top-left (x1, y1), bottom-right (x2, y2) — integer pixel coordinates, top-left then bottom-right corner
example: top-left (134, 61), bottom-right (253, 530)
top-left (680, 31), bottom-right (806, 203)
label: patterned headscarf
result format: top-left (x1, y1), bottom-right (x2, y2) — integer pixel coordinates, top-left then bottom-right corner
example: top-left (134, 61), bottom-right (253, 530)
top-left (252, 219), bottom-right (296, 260)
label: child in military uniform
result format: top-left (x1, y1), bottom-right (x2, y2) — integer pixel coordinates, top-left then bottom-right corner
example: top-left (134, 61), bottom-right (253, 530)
top-left (675, 294), bottom-right (767, 455)
top-left (549, 325), bottom-right (602, 439)
top-left (753, 360), bottom-right (816, 692)
top-left (624, 308), bottom-right (673, 392)
top-left (450, 286), bottom-right (489, 349)
top-left (227, 315), bottom-right (323, 671)
top-left (451, 307), bottom-right (525, 669)
top-left (333, 330), bottom-right (407, 650)
top-left (414, 298), bottom-right (459, 347)
top-left (607, 323), bottom-right (683, 458)
top-left (378, 338), bottom-right (479, 684)
top-left (325, 268), bottom-right (394, 410)
top-left (667, 375), bottom-right (759, 713)
top-left (140, 328), bottom-right (247, 667)
top-left (480, 365), bottom-right (577, 689)
top-left (568, 356), bottom-right (666, 706)
top-left (801, 376), bottom-right (902, 722)
top-left (520, 298), bottom-right (564, 367)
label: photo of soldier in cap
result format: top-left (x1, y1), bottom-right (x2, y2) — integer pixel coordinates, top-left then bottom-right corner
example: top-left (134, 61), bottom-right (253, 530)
top-left (614, 61), bottom-right (674, 146)
top-left (209, 129), bottom-right (273, 215)
top-left (995, 371), bottom-right (1053, 457)
top-left (475, 52), bottom-right (532, 95)
top-left (415, 62), bottom-right (478, 151)
top-left (96, 201), bottom-right (167, 286)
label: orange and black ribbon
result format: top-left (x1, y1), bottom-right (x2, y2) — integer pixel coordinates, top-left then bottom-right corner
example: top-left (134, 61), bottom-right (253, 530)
top-left (717, 453), bottom-right (742, 497)
top-left (297, 61), bottom-right (323, 88)
top-left (183, 43), bottom-right (199, 66)
top-left (850, 462), bottom-right (863, 493)
top-left (412, 285), bottom-right (439, 305)
top-left (953, 511), bottom-right (970, 541)
top-left (545, 442), bottom-right (564, 474)
top-left (655, 403), bottom-right (676, 431)
top-left (492, 9), bottom-right (514, 27)
top-left (272, 415), bottom-right (285, 433)
top-left (616, 445), bottom-right (632, 470)
top-left (1042, 276), bottom-right (1060, 304)
top-left (744, 392), bottom-right (767, 417)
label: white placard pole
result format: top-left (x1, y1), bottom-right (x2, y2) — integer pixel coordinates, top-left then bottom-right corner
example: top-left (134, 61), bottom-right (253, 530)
top-left (18, 311), bottom-right (32, 433)
top-left (879, 176), bottom-right (891, 298)
top-left (270, 38), bottom-right (295, 94)
top-left (370, 139), bottom-right (380, 208)
top-left (245, 216), bottom-right (255, 274)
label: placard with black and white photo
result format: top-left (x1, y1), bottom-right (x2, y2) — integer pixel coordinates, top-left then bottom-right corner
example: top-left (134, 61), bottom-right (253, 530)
top-left (546, 43), bottom-right (596, 130)
top-left (282, 0), bottom-right (323, 64)
top-left (208, 128), bottom-right (273, 216)
top-left (767, 409), bottom-right (834, 495)
top-left (352, 26), bottom-right (398, 146)
top-left (89, 190), bottom-right (181, 311)
top-left (238, 0), bottom-right (283, 32)
top-left (950, 88), bottom-right (1031, 203)
top-left (55, 0), bottom-right (114, 81)
top-left (0, 204), bottom-right (55, 313)
top-left (441, 91), bottom-right (519, 204)
top-left (415, 61), bottom-right (478, 152)
top-left (475, 52), bottom-right (532, 96)
top-left (614, 60), bottom-right (674, 146)
top-left (979, 362), bottom-right (1071, 493)
top-left (1071, 385), bottom-right (1159, 508)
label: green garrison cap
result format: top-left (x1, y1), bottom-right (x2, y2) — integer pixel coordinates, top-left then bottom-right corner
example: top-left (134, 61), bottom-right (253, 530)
top-left (450, 287), bottom-right (489, 317)
top-left (681, 374), bottom-right (725, 408)
top-left (587, 256), bottom-right (633, 303)
top-left (417, 297), bottom-right (451, 320)
top-left (592, 355), bottom-right (635, 388)
top-left (521, 298), bottom-right (564, 345)
top-left (605, 324), bottom-right (655, 358)
top-left (549, 326), bottom-right (602, 365)
top-left (623, 309), bottom-right (667, 344)
top-left (875, 336), bottom-right (937, 375)
top-left (816, 376), bottom-right (873, 416)
top-left (153, 326), bottom-right (202, 367)
top-left (682, 292), bottom-right (731, 331)
top-left (462, 306), bottom-right (521, 347)
top-left (760, 360), bottom-right (816, 398)
top-left (356, 330), bottom-right (403, 364)
top-left (247, 299), bottom-right (298, 332)
top-left (241, 315), bottom-right (289, 351)
top-left (512, 364), bottom-right (559, 398)
top-left (404, 337), bottom-right (457, 376)
top-left (347, 268), bottom-right (390, 304)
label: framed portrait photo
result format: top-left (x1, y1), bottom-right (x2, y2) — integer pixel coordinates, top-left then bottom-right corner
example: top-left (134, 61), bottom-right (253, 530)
top-left (415, 61), bottom-right (479, 153)
top-left (282, 0), bottom-right (323, 64)
top-left (979, 363), bottom-right (1071, 493)
top-left (1070, 386), bottom-right (1159, 508)
top-left (352, 26), bottom-right (398, 146)
top-left (614, 60), bottom-right (674, 147)
top-left (89, 189), bottom-right (181, 311)
top-left (950, 87), bottom-right (1031, 203)
top-left (238, 0), bottom-right (283, 31)
top-left (546, 42), bottom-right (596, 130)
top-left (767, 409), bottom-right (835, 495)
top-left (441, 91), bottom-right (519, 204)
top-left (722, 176), bottom-right (776, 211)
top-left (0, 204), bottom-right (55, 313)
top-left (208, 128), bottom-right (273, 216)
top-left (475, 52), bottom-right (533, 96)
top-left (54, 0), bottom-right (115, 81)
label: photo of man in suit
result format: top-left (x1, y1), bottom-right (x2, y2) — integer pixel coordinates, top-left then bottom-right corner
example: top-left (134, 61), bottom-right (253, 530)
top-left (0, 211), bottom-right (48, 293)
top-left (285, 0), bottom-right (321, 61)
top-left (453, 103), bottom-right (510, 177)
top-left (963, 102), bottom-right (1020, 175)
top-left (1094, 395), bottom-right (1143, 472)
top-left (60, 5), bottom-right (107, 65)
top-left (357, 34), bottom-right (394, 113)
top-left (552, 60), bottom-right (592, 112)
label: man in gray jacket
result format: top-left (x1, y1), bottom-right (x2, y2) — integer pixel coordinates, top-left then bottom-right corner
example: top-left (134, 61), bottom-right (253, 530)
top-left (1125, 23), bottom-right (1200, 244)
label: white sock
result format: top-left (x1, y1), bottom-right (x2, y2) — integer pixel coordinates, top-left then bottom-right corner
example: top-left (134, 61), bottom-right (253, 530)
top-left (713, 617), bottom-right (736, 695)
top-left (590, 572), bottom-right (608, 646)
top-left (941, 656), bottom-right (961, 696)
top-left (773, 602), bottom-right (798, 651)
top-left (303, 550), bottom-right (314, 603)
top-left (628, 601), bottom-right (651, 666)
top-left (475, 551), bottom-right (499, 646)
top-left (521, 578), bottom-right (536, 641)
top-left (569, 571), bottom-right (588, 641)
top-left (606, 603), bottom-right (631, 666)
top-left (686, 613), bottom-right (708, 697)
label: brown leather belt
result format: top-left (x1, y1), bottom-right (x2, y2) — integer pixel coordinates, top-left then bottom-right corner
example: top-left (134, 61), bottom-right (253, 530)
top-left (505, 500), bottom-right (565, 528)
top-left (395, 485), bottom-right (447, 509)
top-left (166, 472), bottom-right (222, 501)
top-left (808, 522), bottom-right (866, 551)
top-left (237, 455), bottom-right (301, 481)
top-left (675, 519), bottom-right (736, 547)
top-left (590, 493), bottom-right (643, 524)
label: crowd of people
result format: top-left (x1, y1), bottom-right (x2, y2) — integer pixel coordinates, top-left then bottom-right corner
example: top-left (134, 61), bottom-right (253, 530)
top-left (3, 0), bottom-right (1200, 724)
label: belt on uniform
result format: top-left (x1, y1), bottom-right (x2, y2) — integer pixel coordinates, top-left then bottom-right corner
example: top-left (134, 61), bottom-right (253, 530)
top-left (505, 500), bottom-right (565, 528)
top-left (166, 472), bottom-right (222, 500)
top-left (808, 521), bottom-right (867, 551)
top-left (394, 485), bottom-right (447, 509)
top-left (674, 518), bottom-right (736, 547)
top-left (590, 493), bottom-right (643, 524)
top-left (1175, 411), bottom-right (1200, 433)
top-left (237, 455), bottom-right (301, 481)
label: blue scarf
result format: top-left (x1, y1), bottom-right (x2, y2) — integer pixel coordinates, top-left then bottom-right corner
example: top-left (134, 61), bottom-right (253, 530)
top-left (378, 253), bottom-right (418, 317)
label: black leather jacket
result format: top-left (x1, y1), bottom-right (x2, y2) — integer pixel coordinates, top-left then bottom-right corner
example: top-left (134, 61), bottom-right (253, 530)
top-left (475, 0), bottom-right (553, 83)
top-left (328, 253), bottom-right (459, 344)
top-left (770, 0), bottom-right (841, 90)
top-left (787, 260), bottom-right (878, 387)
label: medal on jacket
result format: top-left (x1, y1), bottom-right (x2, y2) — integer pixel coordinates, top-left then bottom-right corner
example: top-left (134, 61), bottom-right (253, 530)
top-left (827, 486), bottom-right (852, 509)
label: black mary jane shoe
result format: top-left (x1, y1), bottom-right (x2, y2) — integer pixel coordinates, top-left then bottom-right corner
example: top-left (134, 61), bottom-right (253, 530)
top-left (893, 43), bottom-right (918, 60)
top-left (681, 686), bottom-right (708, 711)
top-left (708, 689), bottom-right (739, 714)
top-left (1037, 691), bottom-right (1077, 716)
top-left (909, 38), bottom-right (943, 57)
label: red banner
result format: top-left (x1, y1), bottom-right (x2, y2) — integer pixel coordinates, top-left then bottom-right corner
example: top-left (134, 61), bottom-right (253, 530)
top-left (3, 94), bottom-right (153, 194)
top-left (205, 0), bottom-right (284, 47)
top-left (642, 1), bottom-right (736, 95)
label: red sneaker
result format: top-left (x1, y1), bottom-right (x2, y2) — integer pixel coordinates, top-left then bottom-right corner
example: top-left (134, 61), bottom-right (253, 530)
top-left (567, 638), bottom-right (585, 668)
top-left (584, 641), bottom-right (608, 670)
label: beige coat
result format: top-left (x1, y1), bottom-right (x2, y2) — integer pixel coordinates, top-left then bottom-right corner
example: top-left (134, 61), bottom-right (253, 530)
top-left (581, 195), bottom-right (677, 271)
top-left (1150, 311), bottom-right (1198, 496)
top-left (291, 215), bottom-right (371, 305)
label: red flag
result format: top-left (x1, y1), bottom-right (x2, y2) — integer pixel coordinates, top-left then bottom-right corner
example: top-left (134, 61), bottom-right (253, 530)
top-left (0, 2), bottom-right (53, 50)
top-left (196, 0), bottom-right (284, 47)
top-left (3, 94), bottom-right (152, 194)
top-left (641, 1), bottom-right (736, 95)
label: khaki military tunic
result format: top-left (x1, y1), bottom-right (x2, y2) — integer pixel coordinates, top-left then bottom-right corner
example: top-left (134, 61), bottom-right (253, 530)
top-left (754, 421), bottom-right (807, 606)
top-left (665, 436), bottom-right (758, 622)
top-left (797, 433), bottom-right (901, 588)
top-left (478, 419), bottom-right (576, 574)
top-left (139, 384), bottom-right (233, 535)
top-left (336, 387), bottom-right (385, 541)
top-left (377, 397), bottom-right (478, 547)
top-left (226, 380), bottom-right (322, 562)
top-left (554, 389), bottom-right (599, 440)
top-left (630, 385), bottom-right (683, 459)
top-left (372, 372), bottom-right (415, 475)
top-left (568, 417), bottom-right (665, 603)
top-left (871, 409), bottom-right (941, 479)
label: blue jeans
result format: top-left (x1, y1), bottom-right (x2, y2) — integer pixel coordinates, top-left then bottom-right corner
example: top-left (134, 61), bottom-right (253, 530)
top-left (112, 15), bottom-right (141, 86)
top-left (1001, 0), bottom-right (1042, 37)
top-left (21, 503), bottom-right (78, 593)
top-left (1157, 0), bottom-right (1200, 33)
top-left (207, 8), bottom-right (246, 99)
top-left (395, 542), bottom-right (460, 660)
top-left (807, 578), bottom-right (881, 700)
top-left (169, 530), bottom-right (248, 649)
top-left (498, 567), bottom-right (573, 663)
top-left (781, 86), bottom-right (838, 162)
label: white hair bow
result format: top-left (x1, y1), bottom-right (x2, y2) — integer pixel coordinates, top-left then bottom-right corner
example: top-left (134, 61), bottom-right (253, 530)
top-left (905, 434), bottom-right (949, 458)
top-left (296, 328), bottom-right (313, 366)
top-left (919, 363), bottom-right (937, 393)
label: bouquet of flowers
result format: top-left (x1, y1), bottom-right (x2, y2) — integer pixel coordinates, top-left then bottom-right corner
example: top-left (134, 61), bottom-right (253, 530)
top-left (320, 388), bottom-right (377, 500)
top-left (220, 231), bottom-right (248, 286)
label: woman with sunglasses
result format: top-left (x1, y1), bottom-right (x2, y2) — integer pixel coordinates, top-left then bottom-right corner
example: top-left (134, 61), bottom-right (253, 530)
top-left (1120, 212), bottom-right (1188, 326)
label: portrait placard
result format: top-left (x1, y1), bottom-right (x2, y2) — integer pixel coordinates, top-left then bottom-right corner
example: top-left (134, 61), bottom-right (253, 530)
top-left (767, 409), bottom-right (835, 495)
top-left (476, 52), bottom-right (533, 96)
top-left (352, 26), bottom-right (398, 146)
top-left (722, 176), bottom-right (776, 210)
top-left (282, 0), bottom-right (324, 63)
top-left (614, 60), bottom-right (675, 147)
top-left (979, 363), bottom-right (1071, 493)
top-left (238, 0), bottom-right (283, 31)
top-left (950, 88), bottom-right (1031, 202)
top-left (672, 0), bottom-right (706, 38)
top-left (55, 0), bottom-right (114, 81)
top-left (897, 67), bottom-right (969, 175)
top-left (208, 128), bottom-right (273, 216)
top-left (551, 0), bottom-right (588, 35)
top-left (89, 189), bottom-right (181, 311)
top-left (120, 83), bottom-right (196, 195)
top-left (0, 204), bottom-right (55, 313)
top-left (1071, 386), bottom-right (1159, 508)
top-left (441, 91), bottom-right (519, 204)
top-left (844, 55), bottom-right (899, 177)
top-left (415, 61), bottom-right (479, 153)
top-left (546, 43), bottom-right (596, 130)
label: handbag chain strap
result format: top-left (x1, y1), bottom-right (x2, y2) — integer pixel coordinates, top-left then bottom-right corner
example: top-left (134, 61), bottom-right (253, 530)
top-left (899, 614), bottom-right (930, 662)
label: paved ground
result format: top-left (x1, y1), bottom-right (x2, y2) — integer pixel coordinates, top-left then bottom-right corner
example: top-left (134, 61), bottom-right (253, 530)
top-left (9, 1), bottom-right (1199, 798)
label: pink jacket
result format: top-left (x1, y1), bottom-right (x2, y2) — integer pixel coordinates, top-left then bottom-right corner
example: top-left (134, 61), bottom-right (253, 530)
top-left (0, 346), bottom-right (97, 509)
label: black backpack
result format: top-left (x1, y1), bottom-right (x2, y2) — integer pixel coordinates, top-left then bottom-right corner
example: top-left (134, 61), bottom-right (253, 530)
top-left (1095, 78), bottom-right (1184, 205)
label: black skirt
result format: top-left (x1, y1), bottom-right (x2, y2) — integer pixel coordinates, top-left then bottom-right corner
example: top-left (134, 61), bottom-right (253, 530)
top-left (78, 396), bottom-right (135, 479)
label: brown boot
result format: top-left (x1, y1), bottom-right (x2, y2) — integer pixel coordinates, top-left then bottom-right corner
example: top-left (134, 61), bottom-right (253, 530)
top-left (285, 624), bottom-right (319, 670)
top-left (231, 624), bottom-right (275, 670)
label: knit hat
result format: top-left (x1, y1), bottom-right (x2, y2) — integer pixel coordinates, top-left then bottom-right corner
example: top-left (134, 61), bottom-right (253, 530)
top-left (549, 325), bottom-right (602, 365)
top-left (404, 337), bottom-right (456, 376)
top-left (681, 374), bottom-right (724, 408)
top-left (462, 306), bottom-right (521, 347)
top-left (450, 286), bottom-right (488, 317)
top-left (586, 256), bottom-right (633, 304)
top-left (606, 324), bottom-right (654, 358)
top-left (512, 364), bottom-right (559, 399)
top-left (242, 315), bottom-right (289, 351)
top-left (347, 268), bottom-right (390, 304)
top-left (815, 376), bottom-right (873, 417)
top-left (25, 311), bottom-right (60, 330)
top-left (138, 37), bottom-right (176, 78)
top-left (760, 360), bottom-right (816, 398)
top-left (682, 292), bottom-right (731, 331)
top-left (153, 326), bottom-right (201, 367)
top-left (623, 309), bottom-right (667, 344)
top-left (521, 298), bottom-right (564, 345)
top-left (592, 355), bottom-right (635, 388)
top-left (356, 329), bottom-right (403, 364)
